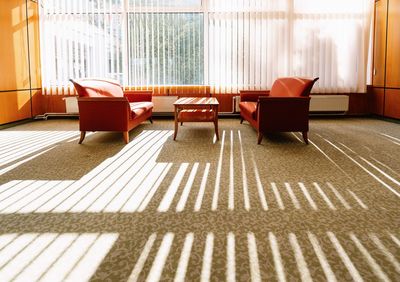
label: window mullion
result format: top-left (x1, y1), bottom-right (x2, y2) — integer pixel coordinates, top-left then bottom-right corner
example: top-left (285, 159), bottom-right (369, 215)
top-left (122, 0), bottom-right (129, 87)
top-left (203, 0), bottom-right (209, 87)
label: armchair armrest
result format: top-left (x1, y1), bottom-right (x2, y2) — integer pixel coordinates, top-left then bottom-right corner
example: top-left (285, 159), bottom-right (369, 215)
top-left (77, 97), bottom-right (131, 131)
top-left (240, 90), bottom-right (270, 102)
top-left (124, 90), bottom-right (153, 102)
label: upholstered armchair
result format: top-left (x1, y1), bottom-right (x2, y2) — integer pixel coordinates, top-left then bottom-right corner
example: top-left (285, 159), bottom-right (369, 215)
top-left (70, 78), bottom-right (153, 144)
top-left (239, 77), bottom-right (319, 144)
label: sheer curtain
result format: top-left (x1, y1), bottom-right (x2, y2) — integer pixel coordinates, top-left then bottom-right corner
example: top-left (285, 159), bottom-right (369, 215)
top-left (39, 0), bottom-right (373, 94)
top-left (206, 0), bottom-right (373, 93)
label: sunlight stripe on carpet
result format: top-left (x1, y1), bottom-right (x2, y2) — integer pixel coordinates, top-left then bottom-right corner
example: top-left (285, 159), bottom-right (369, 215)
top-left (313, 182), bottom-right (336, 210)
top-left (327, 232), bottom-right (363, 282)
top-left (298, 183), bottom-right (318, 210)
top-left (146, 233), bottom-right (174, 282)
top-left (212, 131), bottom-right (226, 211)
top-left (247, 233), bottom-right (261, 282)
top-left (369, 233), bottom-right (400, 273)
top-left (289, 233), bottom-right (312, 282)
top-left (194, 163), bottom-right (210, 212)
top-left (307, 232), bottom-right (337, 282)
top-left (326, 183), bottom-right (351, 209)
top-left (226, 232), bottom-right (236, 281)
top-left (251, 155), bottom-right (268, 210)
top-left (271, 183), bottom-right (284, 210)
top-left (349, 233), bottom-right (390, 282)
top-left (201, 233), bottom-right (214, 282)
top-left (127, 233), bottom-right (157, 282)
top-left (228, 130), bottom-right (235, 211)
top-left (158, 164), bottom-right (189, 212)
top-left (174, 233), bottom-right (194, 282)
top-left (238, 131), bottom-right (250, 211)
top-left (176, 163), bottom-right (199, 212)
top-left (285, 183), bottom-right (301, 209)
top-left (269, 232), bottom-right (286, 282)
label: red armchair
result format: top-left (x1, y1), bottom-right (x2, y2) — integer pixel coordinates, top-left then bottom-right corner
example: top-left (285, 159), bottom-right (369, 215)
top-left (239, 77), bottom-right (319, 144)
top-left (70, 78), bottom-right (153, 144)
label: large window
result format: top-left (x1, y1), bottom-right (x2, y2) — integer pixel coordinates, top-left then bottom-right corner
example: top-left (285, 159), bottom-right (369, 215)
top-left (40, 0), bottom-right (373, 93)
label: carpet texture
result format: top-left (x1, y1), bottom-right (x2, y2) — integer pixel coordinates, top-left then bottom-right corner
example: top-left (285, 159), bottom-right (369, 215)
top-left (0, 117), bottom-right (399, 281)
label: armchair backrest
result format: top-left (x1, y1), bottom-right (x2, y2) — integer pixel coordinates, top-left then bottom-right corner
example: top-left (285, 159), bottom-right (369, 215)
top-left (70, 78), bottom-right (124, 98)
top-left (270, 77), bottom-right (319, 97)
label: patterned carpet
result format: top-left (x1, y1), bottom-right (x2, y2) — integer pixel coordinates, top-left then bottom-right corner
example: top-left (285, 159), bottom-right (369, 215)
top-left (0, 117), bottom-right (399, 281)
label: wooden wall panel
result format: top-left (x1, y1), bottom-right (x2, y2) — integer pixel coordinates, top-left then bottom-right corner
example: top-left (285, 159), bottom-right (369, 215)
top-left (28, 1), bottom-right (41, 89)
top-left (0, 0), bottom-right (42, 125)
top-left (347, 93), bottom-right (369, 115)
top-left (212, 94), bottom-right (236, 113)
top-left (0, 91), bottom-right (31, 124)
top-left (0, 0), bottom-right (30, 91)
top-left (372, 0), bottom-right (387, 87)
top-left (31, 89), bottom-right (44, 117)
top-left (385, 0), bottom-right (400, 88)
top-left (369, 87), bottom-right (385, 115)
top-left (384, 89), bottom-right (400, 119)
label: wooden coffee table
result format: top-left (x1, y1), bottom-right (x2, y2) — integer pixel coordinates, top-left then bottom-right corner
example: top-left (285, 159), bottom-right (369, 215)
top-left (173, 97), bottom-right (219, 141)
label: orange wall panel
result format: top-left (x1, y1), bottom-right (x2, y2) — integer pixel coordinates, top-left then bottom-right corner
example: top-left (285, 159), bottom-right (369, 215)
top-left (384, 89), bottom-right (400, 119)
top-left (0, 90), bottom-right (31, 124)
top-left (0, 0), bottom-right (30, 91)
top-left (0, 0), bottom-right (42, 125)
top-left (27, 0), bottom-right (41, 89)
top-left (386, 0), bottom-right (400, 88)
top-left (372, 0), bottom-right (387, 87)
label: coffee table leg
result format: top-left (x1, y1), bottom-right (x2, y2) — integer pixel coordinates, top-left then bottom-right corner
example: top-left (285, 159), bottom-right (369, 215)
top-left (214, 105), bottom-right (219, 141)
top-left (174, 106), bottom-right (178, 140)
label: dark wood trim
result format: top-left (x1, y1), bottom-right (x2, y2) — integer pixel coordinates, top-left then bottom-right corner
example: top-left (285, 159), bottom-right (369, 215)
top-left (0, 88), bottom-right (41, 93)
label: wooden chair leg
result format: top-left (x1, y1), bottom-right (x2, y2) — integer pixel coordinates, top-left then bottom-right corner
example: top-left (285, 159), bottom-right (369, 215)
top-left (214, 120), bottom-right (219, 141)
top-left (181, 122), bottom-right (183, 126)
top-left (302, 131), bottom-right (309, 144)
top-left (123, 131), bottom-right (129, 144)
top-left (240, 118), bottom-right (244, 124)
top-left (149, 117), bottom-right (153, 124)
top-left (78, 131), bottom-right (86, 144)
top-left (257, 132), bottom-right (263, 145)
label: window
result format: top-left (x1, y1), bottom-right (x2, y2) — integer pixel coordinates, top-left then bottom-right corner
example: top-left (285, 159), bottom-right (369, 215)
top-left (40, 0), bottom-right (373, 93)
top-left (128, 13), bottom-right (203, 85)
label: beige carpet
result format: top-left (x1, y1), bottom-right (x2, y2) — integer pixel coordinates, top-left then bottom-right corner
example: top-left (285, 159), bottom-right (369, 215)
top-left (0, 117), bottom-right (399, 281)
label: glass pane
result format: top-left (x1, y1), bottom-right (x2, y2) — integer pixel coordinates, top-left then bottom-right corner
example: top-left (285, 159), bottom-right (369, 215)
top-left (128, 13), bottom-right (204, 85)
top-left (129, 0), bottom-right (201, 8)
top-left (43, 0), bottom-right (123, 14)
top-left (41, 14), bottom-right (123, 85)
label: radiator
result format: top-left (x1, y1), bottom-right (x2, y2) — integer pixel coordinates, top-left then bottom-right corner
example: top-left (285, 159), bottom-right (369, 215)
top-left (63, 97), bottom-right (79, 114)
top-left (233, 95), bottom-right (349, 114)
top-left (309, 95), bottom-right (349, 113)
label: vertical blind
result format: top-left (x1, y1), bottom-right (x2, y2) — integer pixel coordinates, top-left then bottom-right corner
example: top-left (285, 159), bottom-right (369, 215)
top-left (39, 0), bottom-right (373, 94)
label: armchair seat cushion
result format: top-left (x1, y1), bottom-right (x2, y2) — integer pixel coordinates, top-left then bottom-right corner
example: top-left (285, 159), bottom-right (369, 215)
top-left (239, 101), bottom-right (258, 120)
top-left (130, 102), bottom-right (154, 118)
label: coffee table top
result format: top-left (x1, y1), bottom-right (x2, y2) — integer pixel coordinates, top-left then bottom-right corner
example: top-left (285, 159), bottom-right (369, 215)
top-left (174, 97), bottom-right (219, 106)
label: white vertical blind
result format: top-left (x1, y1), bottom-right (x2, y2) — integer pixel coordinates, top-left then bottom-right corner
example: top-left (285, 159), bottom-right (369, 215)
top-left (39, 0), bottom-right (373, 94)
top-left (39, 0), bottom-right (124, 92)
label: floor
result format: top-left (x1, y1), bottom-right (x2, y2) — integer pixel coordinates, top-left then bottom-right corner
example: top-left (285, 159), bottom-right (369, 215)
top-left (0, 117), bottom-right (399, 281)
